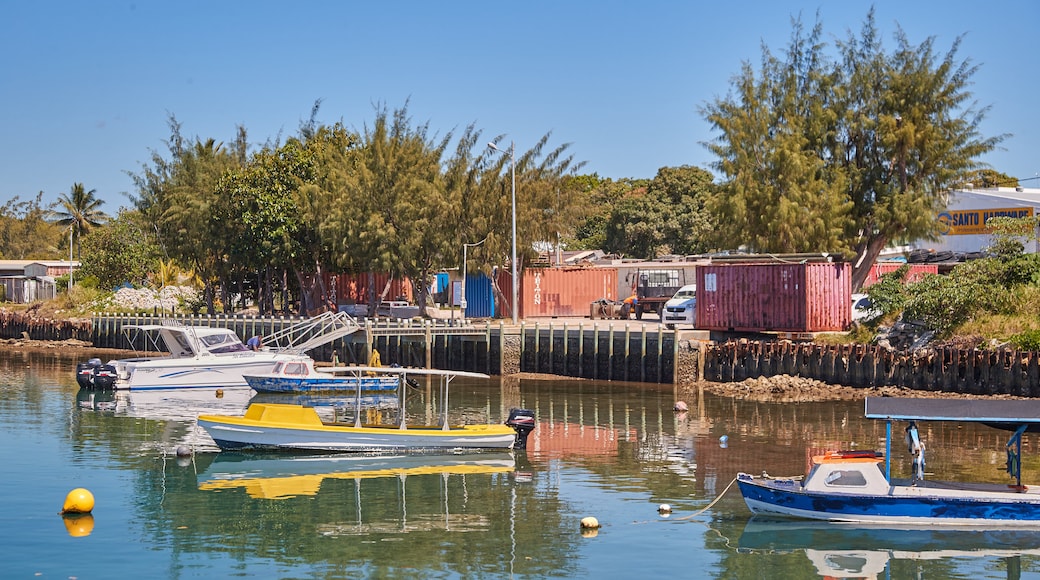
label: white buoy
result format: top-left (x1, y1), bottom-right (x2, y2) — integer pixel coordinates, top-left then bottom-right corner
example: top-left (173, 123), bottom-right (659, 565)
top-left (176, 445), bottom-right (191, 458)
top-left (658, 504), bottom-right (672, 515)
top-left (580, 516), bottom-right (601, 529)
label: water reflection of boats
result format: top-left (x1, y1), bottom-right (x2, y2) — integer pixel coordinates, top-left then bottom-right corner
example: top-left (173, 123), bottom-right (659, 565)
top-left (738, 518), bottom-right (1040, 578)
top-left (197, 451), bottom-right (516, 500)
top-left (77, 385), bottom-right (253, 421)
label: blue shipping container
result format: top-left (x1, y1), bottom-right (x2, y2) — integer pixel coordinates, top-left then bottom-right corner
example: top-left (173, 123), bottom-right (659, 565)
top-left (463, 273), bottom-right (496, 318)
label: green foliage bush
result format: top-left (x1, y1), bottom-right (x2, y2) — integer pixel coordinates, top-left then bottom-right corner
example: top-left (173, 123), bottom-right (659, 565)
top-left (899, 258), bottom-right (1017, 336)
top-left (1009, 329), bottom-right (1040, 351)
top-left (865, 264), bottom-right (911, 317)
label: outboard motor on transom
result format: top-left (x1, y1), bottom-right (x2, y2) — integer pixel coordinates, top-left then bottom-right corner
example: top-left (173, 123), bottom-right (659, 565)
top-left (505, 408), bottom-right (536, 449)
top-left (75, 358), bottom-right (118, 390)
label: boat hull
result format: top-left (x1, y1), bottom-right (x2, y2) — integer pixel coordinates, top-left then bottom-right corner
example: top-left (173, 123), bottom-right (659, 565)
top-left (198, 403), bottom-right (518, 453)
top-left (737, 476), bottom-right (1040, 525)
top-left (245, 374), bottom-right (400, 394)
top-left (113, 354), bottom-right (306, 390)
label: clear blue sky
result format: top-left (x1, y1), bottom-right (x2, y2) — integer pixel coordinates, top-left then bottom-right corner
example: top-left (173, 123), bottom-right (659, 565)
top-left (2, 1), bottom-right (1037, 211)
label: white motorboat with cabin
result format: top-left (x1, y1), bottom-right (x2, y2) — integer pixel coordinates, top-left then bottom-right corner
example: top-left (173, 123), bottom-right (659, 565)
top-left (75, 312), bottom-right (360, 391)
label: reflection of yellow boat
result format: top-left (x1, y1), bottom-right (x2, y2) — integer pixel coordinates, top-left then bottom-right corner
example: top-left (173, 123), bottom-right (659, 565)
top-left (198, 452), bottom-right (516, 500)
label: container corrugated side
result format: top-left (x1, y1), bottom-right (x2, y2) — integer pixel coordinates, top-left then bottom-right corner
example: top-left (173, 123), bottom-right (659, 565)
top-left (697, 262), bottom-right (851, 332)
top-left (518, 267), bottom-right (619, 318)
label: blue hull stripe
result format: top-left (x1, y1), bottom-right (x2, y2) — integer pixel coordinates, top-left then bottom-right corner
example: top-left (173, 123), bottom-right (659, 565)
top-left (738, 480), bottom-right (1040, 522)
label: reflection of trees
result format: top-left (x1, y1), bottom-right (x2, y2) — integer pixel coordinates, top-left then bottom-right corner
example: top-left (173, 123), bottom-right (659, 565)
top-left (130, 457), bottom-right (577, 577)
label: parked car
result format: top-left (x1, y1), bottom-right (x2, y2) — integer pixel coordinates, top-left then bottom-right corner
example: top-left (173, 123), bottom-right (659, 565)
top-left (662, 284), bottom-right (697, 329)
top-left (851, 293), bottom-right (879, 322)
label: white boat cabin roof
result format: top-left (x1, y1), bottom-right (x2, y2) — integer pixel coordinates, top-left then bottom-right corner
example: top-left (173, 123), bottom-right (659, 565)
top-left (865, 397), bottom-right (1040, 425)
top-left (121, 324), bottom-right (248, 357)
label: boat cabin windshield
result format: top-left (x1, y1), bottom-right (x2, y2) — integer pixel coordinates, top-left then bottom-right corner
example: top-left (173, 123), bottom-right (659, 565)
top-left (201, 332), bottom-right (249, 354)
top-left (282, 362), bottom-right (309, 376)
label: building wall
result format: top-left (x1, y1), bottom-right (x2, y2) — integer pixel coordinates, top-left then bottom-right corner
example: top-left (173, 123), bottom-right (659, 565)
top-left (916, 188), bottom-right (1040, 255)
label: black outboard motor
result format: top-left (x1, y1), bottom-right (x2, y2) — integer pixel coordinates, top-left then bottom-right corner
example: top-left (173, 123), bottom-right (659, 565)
top-left (76, 358), bottom-right (103, 389)
top-left (90, 364), bottom-right (118, 390)
top-left (505, 408), bottom-right (536, 450)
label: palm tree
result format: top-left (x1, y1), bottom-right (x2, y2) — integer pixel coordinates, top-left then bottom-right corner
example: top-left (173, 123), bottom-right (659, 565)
top-left (50, 183), bottom-right (110, 259)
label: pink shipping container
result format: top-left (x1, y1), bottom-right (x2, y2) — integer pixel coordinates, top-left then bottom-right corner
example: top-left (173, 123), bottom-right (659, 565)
top-left (862, 262), bottom-right (938, 287)
top-left (697, 262), bottom-right (852, 332)
top-left (506, 267), bottom-right (619, 319)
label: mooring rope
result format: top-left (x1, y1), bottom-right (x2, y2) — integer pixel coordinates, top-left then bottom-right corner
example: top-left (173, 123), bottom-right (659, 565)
top-left (675, 476), bottom-right (739, 521)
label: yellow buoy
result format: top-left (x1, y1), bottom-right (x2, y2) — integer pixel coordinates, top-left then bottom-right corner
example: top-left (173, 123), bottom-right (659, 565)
top-left (61, 488), bottom-right (95, 514)
top-left (62, 514), bottom-right (95, 537)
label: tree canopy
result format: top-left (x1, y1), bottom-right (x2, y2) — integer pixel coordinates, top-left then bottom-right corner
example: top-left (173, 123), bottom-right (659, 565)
top-left (571, 166), bottom-right (717, 259)
top-left (118, 103), bottom-right (585, 316)
top-left (703, 9), bottom-right (1004, 289)
top-left (49, 183), bottom-right (111, 259)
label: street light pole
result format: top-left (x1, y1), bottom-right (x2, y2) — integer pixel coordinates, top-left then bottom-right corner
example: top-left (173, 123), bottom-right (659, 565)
top-left (488, 141), bottom-right (518, 324)
top-left (68, 224), bottom-right (74, 290)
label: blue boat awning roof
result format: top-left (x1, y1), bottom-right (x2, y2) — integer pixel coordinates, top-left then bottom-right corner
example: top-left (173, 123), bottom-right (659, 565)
top-left (865, 397), bottom-right (1040, 424)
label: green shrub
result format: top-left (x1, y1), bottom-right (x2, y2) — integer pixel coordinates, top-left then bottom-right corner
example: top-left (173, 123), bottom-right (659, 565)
top-left (1009, 329), bottom-right (1040, 351)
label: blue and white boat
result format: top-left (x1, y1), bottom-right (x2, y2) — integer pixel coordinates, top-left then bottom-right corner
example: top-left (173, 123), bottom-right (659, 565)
top-left (75, 312), bottom-right (361, 391)
top-left (244, 360), bottom-right (399, 394)
top-left (737, 397), bottom-right (1040, 525)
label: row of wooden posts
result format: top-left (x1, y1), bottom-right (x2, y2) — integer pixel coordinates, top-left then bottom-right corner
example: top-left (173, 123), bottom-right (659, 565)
top-left (4, 312), bottom-right (1040, 396)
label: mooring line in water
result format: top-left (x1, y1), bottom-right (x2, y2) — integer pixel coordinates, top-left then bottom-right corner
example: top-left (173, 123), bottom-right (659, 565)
top-left (675, 476), bottom-right (738, 521)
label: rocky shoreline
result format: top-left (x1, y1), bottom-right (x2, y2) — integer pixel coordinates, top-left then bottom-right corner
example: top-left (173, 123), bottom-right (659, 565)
top-left (696, 373), bottom-right (1023, 402)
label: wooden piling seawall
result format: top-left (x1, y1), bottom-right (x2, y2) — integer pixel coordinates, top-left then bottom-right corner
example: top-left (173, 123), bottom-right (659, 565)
top-left (703, 340), bottom-right (1040, 397)
top-left (49, 314), bottom-right (680, 384)
top-left (7, 312), bottom-right (1040, 395)
top-left (0, 310), bottom-right (92, 341)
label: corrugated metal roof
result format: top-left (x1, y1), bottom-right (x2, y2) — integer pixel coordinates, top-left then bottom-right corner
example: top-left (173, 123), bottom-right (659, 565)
top-left (865, 397), bottom-right (1040, 423)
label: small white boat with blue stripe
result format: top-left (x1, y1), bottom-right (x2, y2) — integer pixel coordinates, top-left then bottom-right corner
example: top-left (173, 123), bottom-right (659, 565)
top-left (244, 360), bottom-right (400, 394)
top-left (737, 397), bottom-right (1040, 525)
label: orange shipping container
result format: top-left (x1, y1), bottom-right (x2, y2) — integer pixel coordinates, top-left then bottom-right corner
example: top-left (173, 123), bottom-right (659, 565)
top-left (510, 267), bottom-right (619, 319)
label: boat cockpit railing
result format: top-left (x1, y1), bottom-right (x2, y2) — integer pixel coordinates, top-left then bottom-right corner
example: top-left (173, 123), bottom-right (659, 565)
top-left (1007, 425), bottom-right (1028, 488)
top-left (865, 396), bottom-right (1040, 489)
top-left (263, 311), bottom-right (362, 355)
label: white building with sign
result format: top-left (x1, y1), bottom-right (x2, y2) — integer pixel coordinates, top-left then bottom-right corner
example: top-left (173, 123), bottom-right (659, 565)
top-left (916, 186), bottom-right (1040, 255)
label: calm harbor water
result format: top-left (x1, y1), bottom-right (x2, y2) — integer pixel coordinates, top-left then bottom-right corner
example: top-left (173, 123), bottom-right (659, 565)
top-left (2, 348), bottom-right (1039, 579)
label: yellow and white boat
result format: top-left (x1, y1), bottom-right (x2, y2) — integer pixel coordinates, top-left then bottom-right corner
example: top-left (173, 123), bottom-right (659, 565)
top-left (197, 367), bottom-right (535, 453)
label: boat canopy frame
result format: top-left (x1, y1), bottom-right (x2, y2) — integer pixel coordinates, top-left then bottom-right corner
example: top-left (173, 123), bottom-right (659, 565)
top-left (865, 397), bottom-right (1040, 487)
top-left (327, 366), bottom-right (491, 431)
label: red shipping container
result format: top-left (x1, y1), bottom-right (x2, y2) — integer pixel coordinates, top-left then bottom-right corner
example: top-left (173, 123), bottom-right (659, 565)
top-left (697, 262), bottom-right (852, 332)
top-left (509, 267), bottom-right (619, 318)
top-left (862, 262), bottom-right (938, 287)
top-left (323, 272), bottom-right (414, 307)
